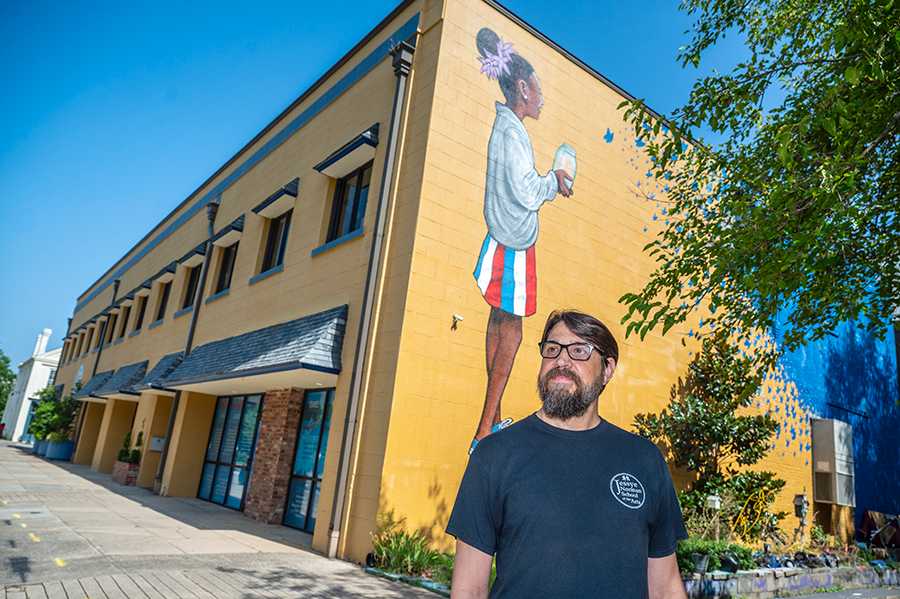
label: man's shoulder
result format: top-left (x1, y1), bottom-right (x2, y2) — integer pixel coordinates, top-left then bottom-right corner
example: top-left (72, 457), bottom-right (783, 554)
top-left (469, 414), bottom-right (540, 457)
top-left (599, 419), bottom-right (666, 456)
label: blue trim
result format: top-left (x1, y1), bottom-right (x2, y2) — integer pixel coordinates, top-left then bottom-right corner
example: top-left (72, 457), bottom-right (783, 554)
top-left (102, 343), bottom-right (111, 349)
top-left (148, 319), bottom-right (164, 329)
top-left (128, 329), bottom-right (141, 338)
top-left (166, 360), bottom-right (341, 388)
top-left (311, 228), bottom-right (365, 257)
top-left (113, 337), bottom-right (124, 345)
top-left (252, 184), bottom-right (297, 215)
top-left (73, 13), bottom-right (420, 314)
top-left (91, 347), bottom-right (100, 354)
top-left (249, 263), bottom-right (283, 285)
top-left (205, 288), bottom-right (230, 304)
top-left (174, 305), bottom-right (194, 318)
top-left (314, 136), bottom-right (378, 173)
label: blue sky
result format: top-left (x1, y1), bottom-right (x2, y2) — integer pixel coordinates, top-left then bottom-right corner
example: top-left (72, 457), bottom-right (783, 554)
top-left (0, 0), bottom-right (737, 371)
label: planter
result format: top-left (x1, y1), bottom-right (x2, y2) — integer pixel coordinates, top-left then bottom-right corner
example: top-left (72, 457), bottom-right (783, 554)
top-left (34, 439), bottom-right (49, 456)
top-left (111, 460), bottom-right (140, 486)
top-left (45, 440), bottom-right (75, 461)
top-left (692, 553), bottom-right (710, 575)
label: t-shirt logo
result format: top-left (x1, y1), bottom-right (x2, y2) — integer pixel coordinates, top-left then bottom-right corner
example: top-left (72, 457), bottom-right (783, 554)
top-left (610, 473), bottom-right (645, 509)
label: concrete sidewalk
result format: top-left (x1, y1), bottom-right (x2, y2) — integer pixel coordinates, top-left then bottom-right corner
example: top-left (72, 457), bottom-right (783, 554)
top-left (0, 442), bottom-right (430, 598)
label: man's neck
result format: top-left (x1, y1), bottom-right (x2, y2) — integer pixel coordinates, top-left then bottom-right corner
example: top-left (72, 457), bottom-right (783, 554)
top-left (536, 404), bottom-right (602, 431)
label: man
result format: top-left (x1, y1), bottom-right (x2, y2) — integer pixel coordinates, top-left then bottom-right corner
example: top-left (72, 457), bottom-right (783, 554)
top-left (447, 310), bottom-right (688, 599)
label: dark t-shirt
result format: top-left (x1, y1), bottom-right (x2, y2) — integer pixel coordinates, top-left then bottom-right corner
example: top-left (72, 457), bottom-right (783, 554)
top-left (446, 413), bottom-right (688, 599)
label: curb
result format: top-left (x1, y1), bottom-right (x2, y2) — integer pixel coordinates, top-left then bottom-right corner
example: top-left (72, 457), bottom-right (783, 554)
top-left (365, 567), bottom-right (451, 597)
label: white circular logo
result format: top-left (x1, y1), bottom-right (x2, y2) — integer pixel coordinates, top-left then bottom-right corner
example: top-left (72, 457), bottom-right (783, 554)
top-left (610, 473), bottom-right (645, 509)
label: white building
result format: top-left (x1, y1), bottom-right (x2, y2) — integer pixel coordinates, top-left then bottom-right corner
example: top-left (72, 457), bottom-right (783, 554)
top-left (2, 330), bottom-right (61, 442)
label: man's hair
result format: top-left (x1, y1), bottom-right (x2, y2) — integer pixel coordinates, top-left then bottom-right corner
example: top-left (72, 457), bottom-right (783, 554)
top-left (541, 310), bottom-right (619, 364)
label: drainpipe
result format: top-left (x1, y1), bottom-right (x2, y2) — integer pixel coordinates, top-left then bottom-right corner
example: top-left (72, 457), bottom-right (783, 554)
top-left (91, 279), bottom-right (121, 379)
top-left (326, 40), bottom-right (415, 559)
top-left (73, 280), bottom-right (120, 448)
top-left (154, 199), bottom-right (219, 495)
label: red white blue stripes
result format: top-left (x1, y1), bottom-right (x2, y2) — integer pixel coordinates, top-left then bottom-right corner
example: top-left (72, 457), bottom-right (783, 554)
top-left (474, 236), bottom-right (536, 317)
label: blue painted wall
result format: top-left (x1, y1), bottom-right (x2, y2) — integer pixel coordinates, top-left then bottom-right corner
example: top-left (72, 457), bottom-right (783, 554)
top-left (777, 320), bottom-right (900, 530)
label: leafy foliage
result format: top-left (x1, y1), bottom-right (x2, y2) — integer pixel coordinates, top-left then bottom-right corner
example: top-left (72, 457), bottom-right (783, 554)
top-left (370, 510), bottom-right (441, 577)
top-left (619, 0), bottom-right (900, 369)
top-left (676, 536), bottom-right (755, 573)
top-left (0, 349), bottom-right (15, 416)
top-left (116, 428), bottom-right (143, 464)
top-left (28, 386), bottom-right (79, 441)
top-left (634, 332), bottom-right (785, 538)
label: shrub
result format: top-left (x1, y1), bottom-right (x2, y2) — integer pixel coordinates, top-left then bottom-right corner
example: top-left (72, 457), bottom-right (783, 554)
top-left (634, 332), bottom-right (785, 542)
top-left (676, 536), bottom-right (755, 573)
top-left (370, 510), bottom-right (441, 576)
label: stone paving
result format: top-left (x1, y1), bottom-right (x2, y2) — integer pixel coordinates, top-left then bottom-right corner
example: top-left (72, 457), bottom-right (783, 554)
top-left (0, 442), bottom-right (430, 598)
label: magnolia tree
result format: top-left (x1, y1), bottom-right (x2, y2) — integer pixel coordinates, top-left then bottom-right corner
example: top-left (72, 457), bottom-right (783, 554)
top-left (619, 0), bottom-right (900, 369)
top-left (634, 331), bottom-right (784, 539)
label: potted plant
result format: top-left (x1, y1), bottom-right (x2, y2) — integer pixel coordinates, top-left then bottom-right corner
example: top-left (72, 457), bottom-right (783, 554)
top-left (111, 428), bottom-right (143, 486)
top-left (45, 430), bottom-right (75, 461)
top-left (29, 385), bottom-right (80, 460)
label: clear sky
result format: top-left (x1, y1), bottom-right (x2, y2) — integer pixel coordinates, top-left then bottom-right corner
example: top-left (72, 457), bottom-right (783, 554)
top-left (0, 0), bottom-right (736, 371)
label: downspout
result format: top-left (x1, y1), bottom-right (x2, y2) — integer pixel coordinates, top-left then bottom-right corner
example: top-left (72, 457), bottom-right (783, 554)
top-left (326, 40), bottom-right (415, 559)
top-left (154, 199), bottom-right (219, 495)
top-left (91, 279), bottom-right (121, 379)
top-left (74, 280), bottom-right (120, 448)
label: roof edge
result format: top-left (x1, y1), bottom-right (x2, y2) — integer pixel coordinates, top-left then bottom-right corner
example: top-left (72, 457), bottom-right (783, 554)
top-left (75, 0), bottom-right (419, 309)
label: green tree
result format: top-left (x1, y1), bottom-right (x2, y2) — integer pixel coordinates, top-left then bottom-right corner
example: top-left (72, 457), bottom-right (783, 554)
top-left (0, 349), bottom-right (15, 416)
top-left (634, 331), bottom-right (784, 536)
top-left (619, 0), bottom-right (900, 368)
top-left (28, 386), bottom-right (79, 441)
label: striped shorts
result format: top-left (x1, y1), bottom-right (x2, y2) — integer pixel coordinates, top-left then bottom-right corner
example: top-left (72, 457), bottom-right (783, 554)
top-left (474, 235), bottom-right (536, 317)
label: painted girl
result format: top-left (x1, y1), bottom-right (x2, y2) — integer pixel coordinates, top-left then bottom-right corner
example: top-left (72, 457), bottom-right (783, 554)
top-left (471, 28), bottom-right (574, 453)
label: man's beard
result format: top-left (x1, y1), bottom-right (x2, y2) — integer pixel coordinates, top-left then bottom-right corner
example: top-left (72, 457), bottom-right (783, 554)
top-left (537, 366), bottom-right (606, 420)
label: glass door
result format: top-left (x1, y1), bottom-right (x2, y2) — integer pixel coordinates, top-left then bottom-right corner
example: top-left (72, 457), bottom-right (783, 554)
top-left (284, 389), bottom-right (335, 532)
top-left (198, 394), bottom-right (263, 510)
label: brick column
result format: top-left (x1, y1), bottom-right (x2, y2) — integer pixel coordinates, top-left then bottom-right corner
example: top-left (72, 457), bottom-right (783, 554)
top-left (244, 387), bottom-right (305, 524)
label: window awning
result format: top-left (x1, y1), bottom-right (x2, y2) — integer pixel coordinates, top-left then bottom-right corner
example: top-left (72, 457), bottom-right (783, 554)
top-left (211, 214), bottom-right (244, 248)
top-left (161, 305), bottom-right (348, 396)
top-left (314, 124), bottom-right (379, 178)
top-left (73, 370), bottom-right (115, 403)
top-left (252, 180), bottom-right (298, 219)
top-left (132, 352), bottom-right (185, 397)
top-left (93, 360), bottom-right (149, 402)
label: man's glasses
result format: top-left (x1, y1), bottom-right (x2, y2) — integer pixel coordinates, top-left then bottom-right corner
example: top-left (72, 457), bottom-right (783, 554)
top-left (538, 341), bottom-right (599, 361)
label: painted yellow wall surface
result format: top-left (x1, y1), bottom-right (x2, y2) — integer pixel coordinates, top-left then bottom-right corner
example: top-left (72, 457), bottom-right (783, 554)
top-left (73, 402), bottom-right (104, 465)
top-left (136, 394), bottom-right (174, 488)
top-left (366, 0), bottom-right (697, 556)
top-left (161, 391), bottom-right (216, 497)
top-left (91, 399), bottom-right (138, 474)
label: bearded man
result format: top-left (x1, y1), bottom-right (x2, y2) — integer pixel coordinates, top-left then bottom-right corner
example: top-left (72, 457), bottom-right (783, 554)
top-left (447, 310), bottom-right (689, 599)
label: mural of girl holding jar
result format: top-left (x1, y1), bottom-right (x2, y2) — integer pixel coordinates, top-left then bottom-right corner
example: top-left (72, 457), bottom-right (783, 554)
top-left (470, 28), bottom-right (576, 454)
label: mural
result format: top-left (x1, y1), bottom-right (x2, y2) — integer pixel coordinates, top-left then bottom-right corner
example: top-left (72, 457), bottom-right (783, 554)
top-left (469, 28), bottom-right (575, 453)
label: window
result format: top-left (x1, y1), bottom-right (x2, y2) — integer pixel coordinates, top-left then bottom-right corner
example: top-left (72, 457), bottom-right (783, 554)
top-left (117, 306), bottom-right (131, 340)
top-left (262, 210), bottom-right (291, 273)
top-left (327, 163), bottom-right (372, 242)
top-left (134, 296), bottom-right (147, 331)
top-left (156, 282), bottom-right (171, 322)
top-left (83, 330), bottom-right (93, 355)
top-left (104, 314), bottom-right (118, 345)
top-left (47, 369), bottom-right (56, 386)
top-left (182, 266), bottom-right (201, 310)
top-left (216, 242), bottom-right (239, 293)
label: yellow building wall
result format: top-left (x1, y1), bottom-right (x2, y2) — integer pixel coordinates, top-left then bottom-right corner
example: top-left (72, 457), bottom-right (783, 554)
top-left (73, 402), bottom-right (104, 465)
top-left (161, 391), bottom-right (216, 497)
top-left (376, 0), bottom-right (709, 555)
top-left (91, 399), bottom-right (137, 473)
top-left (131, 393), bottom-right (175, 488)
